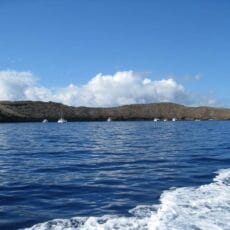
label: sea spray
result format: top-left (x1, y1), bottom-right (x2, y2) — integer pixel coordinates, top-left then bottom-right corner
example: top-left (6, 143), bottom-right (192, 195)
top-left (23, 169), bottom-right (230, 230)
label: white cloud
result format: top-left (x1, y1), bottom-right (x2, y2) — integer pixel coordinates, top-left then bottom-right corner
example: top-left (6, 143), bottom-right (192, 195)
top-left (0, 70), bottom-right (217, 107)
top-left (184, 74), bottom-right (202, 81)
top-left (0, 70), bottom-right (35, 100)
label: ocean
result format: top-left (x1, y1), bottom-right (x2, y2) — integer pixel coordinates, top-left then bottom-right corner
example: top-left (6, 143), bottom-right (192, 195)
top-left (0, 121), bottom-right (229, 230)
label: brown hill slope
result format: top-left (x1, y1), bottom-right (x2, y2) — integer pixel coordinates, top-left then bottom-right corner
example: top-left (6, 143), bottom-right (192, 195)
top-left (0, 101), bottom-right (230, 122)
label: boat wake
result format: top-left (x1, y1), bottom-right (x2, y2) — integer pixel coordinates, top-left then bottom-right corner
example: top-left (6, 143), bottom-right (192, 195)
top-left (23, 168), bottom-right (230, 230)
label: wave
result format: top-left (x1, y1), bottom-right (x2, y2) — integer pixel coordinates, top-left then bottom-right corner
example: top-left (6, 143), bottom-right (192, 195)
top-left (22, 168), bottom-right (230, 230)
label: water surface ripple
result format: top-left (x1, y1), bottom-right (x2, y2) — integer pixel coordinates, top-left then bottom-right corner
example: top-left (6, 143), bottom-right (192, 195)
top-left (0, 121), bottom-right (229, 229)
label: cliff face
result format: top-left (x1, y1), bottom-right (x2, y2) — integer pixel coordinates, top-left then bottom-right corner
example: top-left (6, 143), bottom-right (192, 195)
top-left (0, 101), bottom-right (230, 122)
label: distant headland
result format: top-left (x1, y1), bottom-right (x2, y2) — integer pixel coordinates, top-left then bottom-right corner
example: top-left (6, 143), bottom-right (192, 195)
top-left (0, 101), bottom-right (230, 122)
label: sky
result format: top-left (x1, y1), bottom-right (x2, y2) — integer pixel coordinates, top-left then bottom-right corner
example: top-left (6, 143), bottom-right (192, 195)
top-left (0, 0), bottom-right (230, 107)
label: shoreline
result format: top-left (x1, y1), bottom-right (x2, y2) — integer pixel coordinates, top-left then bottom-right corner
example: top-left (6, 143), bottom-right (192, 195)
top-left (1, 101), bottom-right (230, 122)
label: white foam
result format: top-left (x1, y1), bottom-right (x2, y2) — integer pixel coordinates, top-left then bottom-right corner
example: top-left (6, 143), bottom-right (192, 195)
top-left (23, 169), bottom-right (230, 230)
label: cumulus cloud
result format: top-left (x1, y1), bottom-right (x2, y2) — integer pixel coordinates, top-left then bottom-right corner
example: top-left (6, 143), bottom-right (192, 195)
top-left (0, 70), bottom-right (216, 107)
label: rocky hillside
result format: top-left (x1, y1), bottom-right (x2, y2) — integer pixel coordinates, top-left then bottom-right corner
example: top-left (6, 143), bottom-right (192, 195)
top-left (0, 101), bottom-right (230, 122)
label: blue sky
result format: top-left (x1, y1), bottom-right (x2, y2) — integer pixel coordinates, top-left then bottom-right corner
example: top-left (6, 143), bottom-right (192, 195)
top-left (0, 0), bottom-right (230, 107)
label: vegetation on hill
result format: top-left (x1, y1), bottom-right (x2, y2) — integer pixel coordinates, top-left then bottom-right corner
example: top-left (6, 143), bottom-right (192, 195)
top-left (0, 101), bottom-right (230, 122)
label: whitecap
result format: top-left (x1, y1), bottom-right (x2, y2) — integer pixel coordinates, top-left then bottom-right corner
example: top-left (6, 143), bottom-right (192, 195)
top-left (22, 169), bottom-right (230, 230)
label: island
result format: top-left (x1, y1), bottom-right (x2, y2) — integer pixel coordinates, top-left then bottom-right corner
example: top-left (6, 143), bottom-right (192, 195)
top-left (0, 101), bottom-right (230, 122)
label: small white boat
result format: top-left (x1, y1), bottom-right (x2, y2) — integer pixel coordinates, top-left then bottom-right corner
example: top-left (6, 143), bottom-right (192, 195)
top-left (153, 118), bottom-right (159, 122)
top-left (58, 110), bottom-right (67, 123)
top-left (42, 119), bottom-right (48, 123)
top-left (195, 119), bottom-right (200, 122)
top-left (107, 117), bottom-right (112, 122)
top-left (57, 118), bottom-right (67, 123)
top-left (172, 118), bottom-right (177, 122)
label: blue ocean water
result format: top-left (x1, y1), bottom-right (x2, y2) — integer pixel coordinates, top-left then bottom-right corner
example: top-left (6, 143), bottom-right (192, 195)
top-left (0, 121), bottom-right (229, 230)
